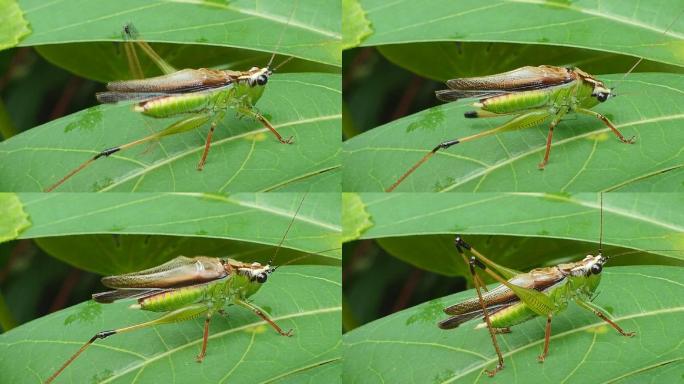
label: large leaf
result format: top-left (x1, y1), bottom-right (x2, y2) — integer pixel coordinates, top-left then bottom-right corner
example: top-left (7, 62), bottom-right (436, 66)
top-left (343, 72), bottom-right (684, 192)
top-left (0, 265), bottom-right (341, 384)
top-left (377, 42), bottom-right (684, 83)
top-left (16, 0), bottom-right (341, 67)
top-left (14, 192), bottom-right (341, 274)
top-left (35, 43), bottom-right (337, 84)
top-left (343, 265), bottom-right (684, 383)
top-left (344, 193), bottom-right (684, 272)
top-left (353, 0), bottom-right (684, 67)
top-left (0, 73), bottom-right (341, 192)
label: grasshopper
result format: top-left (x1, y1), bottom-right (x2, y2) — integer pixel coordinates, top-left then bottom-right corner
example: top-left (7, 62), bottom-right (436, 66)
top-left (385, 65), bottom-right (634, 192)
top-left (44, 195), bottom-right (308, 384)
top-left (45, 8), bottom-right (297, 192)
top-left (439, 195), bottom-right (635, 377)
top-left (385, 11), bottom-right (683, 192)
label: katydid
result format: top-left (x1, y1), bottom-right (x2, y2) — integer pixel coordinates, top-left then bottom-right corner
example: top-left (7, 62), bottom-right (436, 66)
top-left (45, 10), bottom-right (297, 192)
top-left (44, 195), bottom-right (308, 384)
top-left (439, 195), bottom-right (635, 377)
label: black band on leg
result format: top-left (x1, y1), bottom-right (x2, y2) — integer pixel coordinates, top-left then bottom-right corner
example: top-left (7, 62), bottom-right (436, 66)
top-left (454, 236), bottom-right (471, 252)
top-left (469, 256), bottom-right (486, 270)
top-left (94, 330), bottom-right (116, 340)
top-left (93, 147), bottom-right (121, 160)
top-left (432, 139), bottom-right (460, 153)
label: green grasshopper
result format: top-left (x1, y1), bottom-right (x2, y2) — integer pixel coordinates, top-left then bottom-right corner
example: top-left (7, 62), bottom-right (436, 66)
top-left (385, 65), bottom-right (634, 192)
top-left (439, 196), bottom-right (635, 377)
top-left (45, 10), bottom-right (297, 192)
top-left (44, 195), bottom-right (308, 384)
top-left (384, 11), bottom-right (684, 192)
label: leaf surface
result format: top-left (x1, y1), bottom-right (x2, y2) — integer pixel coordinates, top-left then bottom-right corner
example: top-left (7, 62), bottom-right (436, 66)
top-left (343, 265), bottom-right (684, 383)
top-left (0, 265), bottom-right (341, 384)
top-left (0, 73), bottom-right (341, 192)
top-left (355, 0), bottom-right (684, 67)
top-left (18, 0), bottom-right (341, 67)
top-left (343, 73), bottom-right (684, 192)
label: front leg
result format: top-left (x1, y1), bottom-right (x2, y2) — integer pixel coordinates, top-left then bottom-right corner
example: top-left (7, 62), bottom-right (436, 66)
top-left (236, 105), bottom-right (294, 144)
top-left (577, 108), bottom-right (636, 144)
top-left (235, 299), bottom-right (293, 336)
top-left (575, 299), bottom-right (636, 337)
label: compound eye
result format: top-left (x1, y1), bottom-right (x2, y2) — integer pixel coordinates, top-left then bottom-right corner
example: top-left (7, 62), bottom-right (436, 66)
top-left (256, 273), bottom-right (268, 283)
top-left (591, 264), bottom-right (602, 275)
top-left (596, 92), bottom-right (608, 102)
top-left (257, 75), bottom-right (268, 85)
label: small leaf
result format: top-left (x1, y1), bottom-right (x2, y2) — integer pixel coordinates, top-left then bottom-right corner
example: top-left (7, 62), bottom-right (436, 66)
top-left (342, 0), bottom-right (373, 50)
top-left (0, 265), bottom-right (341, 384)
top-left (0, 193), bottom-right (30, 243)
top-left (342, 193), bottom-right (373, 242)
top-left (0, 0), bottom-right (30, 51)
top-left (343, 265), bottom-right (684, 383)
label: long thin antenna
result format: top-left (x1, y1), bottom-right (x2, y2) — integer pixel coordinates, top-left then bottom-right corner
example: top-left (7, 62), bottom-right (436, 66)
top-left (267, 0), bottom-right (298, 68)
top-left (598, 192), bottom-right (604, 256)
top-left (269, 192), bottom-right (308, 266)
top-left (614, 10), bottom-right (683, 88)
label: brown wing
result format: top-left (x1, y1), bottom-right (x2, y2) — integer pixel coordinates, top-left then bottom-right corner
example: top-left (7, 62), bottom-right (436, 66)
top-left (438, 66), bottom-right (576, 102)
top-left (101, 256), bottom-right (227, 289)
top-left (443, 267), bottom-right (565, 315)
top-left (438, 302), bottom-right (514, 329)
top-left (105, 68), bottom-right (235, 94)
top-left (92, 287), bottom-right (170, 303)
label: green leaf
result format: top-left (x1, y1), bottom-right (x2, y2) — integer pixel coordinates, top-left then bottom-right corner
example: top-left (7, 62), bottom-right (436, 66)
top-left (0, 0), bottom-right (30, 51)
top-left (356, 0), bottom-right (684, 67)
top-left (343, 73), bottom-right (684, 192)
top-left (0, 265), bottom-right (341, 384)
top-left (0, 193), bottom-right (30, 243)
top-left (14, 192), bottom-right (340, 274)
top-left (35, 43), bottom-right (338, 84)
top-left (342, 0), bottom-right (373, 50)
top-left (18, 0), bottom-right (341, 67)
top-left (352, 192), bottom-right (684, 264)
top-left (341, 193), bottom-right (373, 243)
top-left (0, 73), bottom-right (341, 192)
top-left (377, 42), bottom-right (684, 83)
top-left (343, 265), bottom-right (684, 383)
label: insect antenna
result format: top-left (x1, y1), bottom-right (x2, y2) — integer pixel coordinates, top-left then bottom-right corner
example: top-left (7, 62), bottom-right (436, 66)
top-left (268, 192), bottom-right (308, 270)
top-left (273, 55), bottom-right (295, 72)
top-left (266, 0), bottom-right (299, 70)
top-left (612, 10), bottom-right (684, 90)
top-left (598, 192), bottom-right (604, 257)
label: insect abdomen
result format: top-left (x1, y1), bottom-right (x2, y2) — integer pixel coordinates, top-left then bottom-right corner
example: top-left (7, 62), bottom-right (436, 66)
top-left (138, 285), bottom-right (207, 312)
top-left (135, 89), bottom-right (228, 118)
top-left (479, 90), bottom-right (550, 114)
top-left (487, 301), bottom-right (537, 328)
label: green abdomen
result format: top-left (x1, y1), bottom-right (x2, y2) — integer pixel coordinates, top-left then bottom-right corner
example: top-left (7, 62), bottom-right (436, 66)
top-left (490, 302), bottom-right (537, 328)
top-left (139, 285), bottom-right (207, 312)
top-left (136, 88), bottom-right (229, 118)
top-left (481, 90), bottom-right (550, 114)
